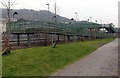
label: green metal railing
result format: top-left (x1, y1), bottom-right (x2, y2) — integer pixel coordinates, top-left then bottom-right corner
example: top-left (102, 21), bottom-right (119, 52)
top-left (9, 21), bottom-right (116, 37)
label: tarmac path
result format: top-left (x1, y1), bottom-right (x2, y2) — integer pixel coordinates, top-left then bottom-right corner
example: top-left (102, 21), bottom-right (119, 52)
top-left (52, 38), bottom-right (118, 76)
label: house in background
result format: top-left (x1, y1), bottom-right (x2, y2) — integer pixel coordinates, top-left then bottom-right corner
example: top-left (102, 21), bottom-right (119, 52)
top-left (0, 18), bottom-right (7, 33)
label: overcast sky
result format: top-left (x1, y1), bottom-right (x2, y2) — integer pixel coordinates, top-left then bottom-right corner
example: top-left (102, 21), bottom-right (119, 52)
top-left (0, 0), bottom-right (119, 27)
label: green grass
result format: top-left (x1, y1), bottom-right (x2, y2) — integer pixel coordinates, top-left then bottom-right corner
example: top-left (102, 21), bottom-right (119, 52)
top-left (2, 38), bottom-right (115, 76)
top-left (0, 53), bottom-right (2, 77)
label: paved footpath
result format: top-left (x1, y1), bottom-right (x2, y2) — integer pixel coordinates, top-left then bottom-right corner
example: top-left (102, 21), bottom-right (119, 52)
top-left (52, 39), bottom-right (118, 76)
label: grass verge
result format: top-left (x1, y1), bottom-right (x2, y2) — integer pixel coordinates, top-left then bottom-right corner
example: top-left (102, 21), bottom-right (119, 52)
top-left (2, 38), bottom-right (115, 76)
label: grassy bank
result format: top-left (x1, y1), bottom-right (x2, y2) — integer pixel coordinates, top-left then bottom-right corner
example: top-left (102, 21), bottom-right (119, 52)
top-left (2, 38), bottom-right (115, 76)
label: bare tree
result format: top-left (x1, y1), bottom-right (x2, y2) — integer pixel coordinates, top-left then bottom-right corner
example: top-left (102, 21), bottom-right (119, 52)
top-left (0, 0), bottom-right (15, 54)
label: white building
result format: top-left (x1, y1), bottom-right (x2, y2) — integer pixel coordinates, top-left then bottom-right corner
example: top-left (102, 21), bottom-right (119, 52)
top-left (0, 18), bottom-right (7, 33)
top-left (0, 8), bottom-right (7, 33)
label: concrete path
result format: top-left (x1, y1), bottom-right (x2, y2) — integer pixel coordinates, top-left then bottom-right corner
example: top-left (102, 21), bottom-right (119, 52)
top-left (52, 39), bottom-right (118, 76)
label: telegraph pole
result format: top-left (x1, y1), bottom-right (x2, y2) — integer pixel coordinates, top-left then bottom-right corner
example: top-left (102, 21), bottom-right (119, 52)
top-left (52, 0), bottom-right (57, 48)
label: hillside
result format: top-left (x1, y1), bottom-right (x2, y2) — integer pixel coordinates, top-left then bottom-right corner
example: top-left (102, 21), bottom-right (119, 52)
top-left (1, 8), bottom-right (70, 22)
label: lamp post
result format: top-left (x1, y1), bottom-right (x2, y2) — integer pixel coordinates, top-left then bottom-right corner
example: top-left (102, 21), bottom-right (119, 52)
top-left (74, 12), bottom-right (78, 41)
top-left (46, 4), bottom-right (50, 13)
top-left (46, 4), bottom-right (50, 22)
top-left (45, 3), bottom-right (50, 46)
top-left (89, 16), bottom-right (92, 23)
top-left (13, 12), bottom-right (20, 46)
top-left (88, 16), bottom-right (93, 40)
top-left (75, 12), bottom-right (79, 21)
top-left (99, 19), bottom-right (103, 38)
top-left (13, 12), bottom-right (18, 20)
top-left (71, 18), bottom-right (74, 41)
top-left (64, 22), bottom-right (67, 42)
top-left (52, 0), bottom-right (57, 48)
top-left (13, 12), bottom-right (18, 31)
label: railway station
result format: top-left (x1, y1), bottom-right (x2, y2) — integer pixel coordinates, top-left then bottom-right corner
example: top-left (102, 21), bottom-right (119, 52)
top-left (2, 19), bottom-right (117, 50)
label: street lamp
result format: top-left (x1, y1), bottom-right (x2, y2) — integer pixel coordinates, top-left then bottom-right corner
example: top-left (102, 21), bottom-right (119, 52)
top-left (13, 12), bottom-right (18, 20)
top-left (46, 4), bottom-right (50, 21)
top-left (52, 1), bottom-right (57, 48)
top-left (44, 4), bottom-right (50, 46)
top-left (88, 16), bottom-right (94, 40)
top-left (13, 12), bottom-right (18, 32)
top-left (46, 4), bottom-right (50, 11)
top-left (71, 18), bottom-right (74, 21)
top-left (75, 12), bottom-right (79, 21)
top-left (74, 12), bottom-right (78, 41)
top-left (89, 16), bottom-right (92, 23)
